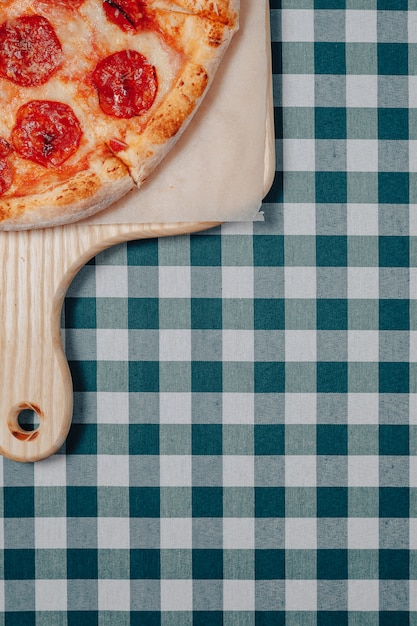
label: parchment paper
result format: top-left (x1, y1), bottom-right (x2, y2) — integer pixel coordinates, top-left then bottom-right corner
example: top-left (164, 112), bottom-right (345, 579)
top-left (85, 0), bottom-right (272, 225)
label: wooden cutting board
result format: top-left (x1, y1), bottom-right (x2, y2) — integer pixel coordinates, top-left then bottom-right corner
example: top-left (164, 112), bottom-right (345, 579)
top-left (0, 4), bottom-right (275, 463)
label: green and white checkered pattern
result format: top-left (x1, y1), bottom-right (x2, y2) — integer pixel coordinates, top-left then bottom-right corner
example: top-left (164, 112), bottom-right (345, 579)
top-left (0, 1), bottom-right (416, 623)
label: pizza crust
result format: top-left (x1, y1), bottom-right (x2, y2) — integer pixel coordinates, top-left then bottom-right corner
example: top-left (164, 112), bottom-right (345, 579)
top-left (0, 0), bottom-right (239, 230)
top-left (0, 156), bottom-right (133, 230)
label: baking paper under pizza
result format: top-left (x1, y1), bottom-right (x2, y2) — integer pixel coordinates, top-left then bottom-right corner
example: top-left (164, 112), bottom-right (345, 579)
top-left (0, 0), bottom-right (239, 229)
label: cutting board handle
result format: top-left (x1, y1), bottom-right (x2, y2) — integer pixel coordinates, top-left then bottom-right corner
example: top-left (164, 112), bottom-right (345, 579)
top-left (0, 222), bottom-right (216, 462)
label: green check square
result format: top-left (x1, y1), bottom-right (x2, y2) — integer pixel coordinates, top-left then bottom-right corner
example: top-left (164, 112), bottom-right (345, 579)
top-left (160, 487), bottom-right (191, 517)
top-left (348, 425), bottom-right (379, 455)
top-left (159, 299), bottom-right (191, 329)
top-left (224, 550), bottom-right (254, 579)
top-left (347, 173), bottom-right (379, 203)
top-left (286, 550), bottom-right (317, 580)
top-left (348, 550), bottom-right (379, 579)
top-left (223, 488), bottom-right (254, 517)
top-left (159, 362), bottom-right (190, 392)
top-left (282, 42), bottom-right (315, 74)
top-left (284, 108), bottom-right (315, 139)
top-left (285, 300), bottom-right (317, 330)
top-left (346, 43), bottom-right (377, 74)
top-left (36, 549), bottom-right (66, 579)
top-left (348, 300), bottom-right (379, 330)
top-left (99, 549), bottom-right (130, 579)
top-left (379, 237), bottom-right (409, 267)
top-left (161, 549), bottom-right (192, 579)
top-left (98, 487), bottom-right (129, 516)
top-left (315, 108), bottom-right (346, 139)
top-left (348, 363), bottom-right (379, 392)
top-left (347, 109), bottom-right (378, 139)
top-left (286, 487), bottom-right (316, 517)
top-left (315, 43), bottom-right (346, 74)
top-left (158, 235), bottom-right (190, 266)
top-left (160, 424), bottom-right (191, 455)
top-left (223, 425), bottom-right (253, 455)
top-left (285, 362), bottom-right (316, 392)
top-left (378, 43), bottom-right (408, 75)
top-left (284, 236), bottom-right (316, 267)
top-left (97, 361), bottom-right (128, 393)
top-left (348, 236), bottom-right (379, 267)
top-left (223, 362), bottom-right (254, 393)
top-left (192, 362), bottom-right (222, 392)
top-left (190, 234), bottom-right (221, 266)
top-left (222, 235), bottom-right (253, 266)
top-left (348, 487), bottom-right (379, 517)
top-left (285, 425), bottom-right (316, 455)
top-left (378, 109), bottom-right (409, 140)
top-left (34, 487), bottom-right (64, 517)
top-left (316, 172), bottom-right (347, 204)
top-left (223, 299), bottom-right (253, 329)
top-left (127, 238), bottom-right (158, 265)
top-left (96, 298), bottom-right (128, 328)
top-left (283, 172), bottom-right (316, 203)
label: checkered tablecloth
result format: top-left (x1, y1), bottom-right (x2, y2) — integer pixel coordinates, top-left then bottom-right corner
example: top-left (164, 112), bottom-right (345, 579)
top-left (0, 0), bottom-right (416, 624)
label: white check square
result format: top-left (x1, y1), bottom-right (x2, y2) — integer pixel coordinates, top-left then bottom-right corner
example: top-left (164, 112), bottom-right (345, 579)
top-left (286, 580), bottom-right (317, 611)
top-left (96, 265), bottom-right (128, 298)
top-left (285, 518), bottom-right (317, 549)
top-left (348, 267), bottom-right (379, 299)
top-left (97, 392), bottom-right (129, 424)
top-left (285, 330), bottom-right (316, 362)
top-left (222, 267), bottom-right (254, 299)
top-left (284, 204), bottom-right (316, 236)
top-left (160, 393), bottom-right (192, 424)
top-left (159, 329), bottom-right (191, 361)
top-left (161, 580), bottom-right (192, 611)
top-left (348, 456), bottom-right (379, 487)
top-left (97, 329), bottom-right (128, 361)
top-left (159, 266), bottom-right (190, 298)
top-left (346, 11), bottom-right (377, 42)
top-left (160, 455), bottom-right (192, 486)
top-left (223, 518), bottom-right (255, 549)
top-left (282, 9), bottom-right (314, 42)
top-left (348, 580), bottom-right (379, 611)
top-left (285, 267), bottom-right (316, 299)
top-left (348, 518), bottom-right (379, 549)
top-left (97, 454), bottom-right (129, 487)
top-left (98, 580), bottom-right (130, 611)
top-left (222, 393), bottom-right (254, 424)
top-left (36, 580), bottom-right (67, 611)
top-left (347, 139), bottom-right (378, 172)
top-left (223, 456), bottom-right (254, 487)
top-left (222, 330), bottom-right (254, 361)
top-left (160, 518), bottom-right (192, 549)
top-left (98, 518), bottom-right (130, 549)
top-left (348, 393), bottom-right (379, 424)
top-left (348, 330), bottom-right (379, 362)
top-left (285, 393), bottom-right (317, 424)
top-left (285, 456), bottom-right (316, 487)
top-left (284, 139), bottom-right (315, 172)
top-left (224, 581), bottom-right (255, 611)
top-left (282, 74), bottom-right (314, 107)
top-left (35, 518), bottom-right (67, 549)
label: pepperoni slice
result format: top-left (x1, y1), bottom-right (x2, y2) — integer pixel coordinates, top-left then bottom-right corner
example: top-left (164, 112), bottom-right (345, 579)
top-left (11, 101), bottom-right (82, 168)
top-left (0, 159), bottom-right (13, 194)
top-left (0, 15), bottom-right (62, 87)
top-left (92, 50), bottom-right (157, 119)
top-left (103, 0), bottom-right (150, 32)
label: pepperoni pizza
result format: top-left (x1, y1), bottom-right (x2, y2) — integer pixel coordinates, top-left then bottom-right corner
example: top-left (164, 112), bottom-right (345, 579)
top-left (0, 0), bottom-right (239, 229)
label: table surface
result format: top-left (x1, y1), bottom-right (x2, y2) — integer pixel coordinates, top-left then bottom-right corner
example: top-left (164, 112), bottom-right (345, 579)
top-left (1, 1), bottom-right (416, 624)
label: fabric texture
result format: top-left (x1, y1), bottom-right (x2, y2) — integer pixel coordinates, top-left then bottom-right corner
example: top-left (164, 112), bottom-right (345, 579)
top-left (0, 1), bottom-right (415, 623)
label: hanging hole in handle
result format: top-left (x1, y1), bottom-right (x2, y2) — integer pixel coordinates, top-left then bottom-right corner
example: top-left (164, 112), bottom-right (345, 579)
top-left (18, 408), bottom-right (41, 432)
top-left (9, 403), bottom-right (43, 441)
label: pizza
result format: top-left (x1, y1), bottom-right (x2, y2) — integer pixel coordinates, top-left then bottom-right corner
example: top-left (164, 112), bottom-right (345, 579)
top-left (0, 0), bottom-right (239, 229)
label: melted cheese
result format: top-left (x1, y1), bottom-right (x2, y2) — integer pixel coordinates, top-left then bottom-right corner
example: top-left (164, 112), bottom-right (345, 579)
top-left (0, 0), bottom-right (183, 192)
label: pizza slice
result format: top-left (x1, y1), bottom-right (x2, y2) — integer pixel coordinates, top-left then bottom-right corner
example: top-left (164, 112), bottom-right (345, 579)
top-left (0, 0), bottom-right (239, 229)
